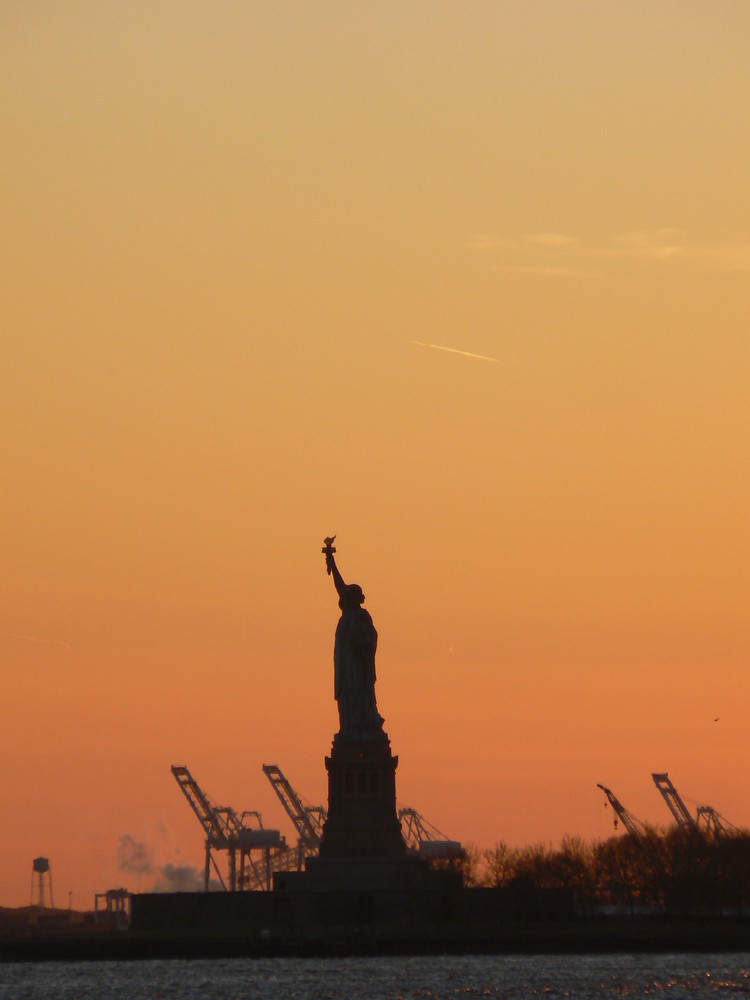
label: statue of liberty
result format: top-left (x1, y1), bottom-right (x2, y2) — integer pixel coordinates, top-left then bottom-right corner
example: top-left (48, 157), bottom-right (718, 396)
top-left (322, 537), bottom-right (385, 741)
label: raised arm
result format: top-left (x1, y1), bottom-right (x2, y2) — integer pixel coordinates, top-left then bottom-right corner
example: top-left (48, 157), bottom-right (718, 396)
top-left (325, 547), bottom-right (347, 600)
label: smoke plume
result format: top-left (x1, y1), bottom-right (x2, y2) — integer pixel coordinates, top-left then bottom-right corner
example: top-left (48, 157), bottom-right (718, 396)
top-left (117, 834), bottom-right (154, 876)
top-left (117, 834), bottom-right (219, 892)
top-left (152, 863), bottom-right (205, 892)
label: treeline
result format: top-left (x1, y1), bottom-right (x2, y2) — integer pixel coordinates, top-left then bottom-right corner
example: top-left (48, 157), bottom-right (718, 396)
top-left (458, 828), bottom-right (750, 915)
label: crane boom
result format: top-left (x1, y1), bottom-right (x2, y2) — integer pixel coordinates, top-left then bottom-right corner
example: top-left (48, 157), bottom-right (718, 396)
top-left (171, 765), bottom-right (236, 890)
top-left (171, 765), bottom-right (231, 846)
top-left (262, 764), bottom-right (326, 848)
top-left (596, 784), bottom-right (642, 837)
top-left (652, 772), bottom-right (695, 828)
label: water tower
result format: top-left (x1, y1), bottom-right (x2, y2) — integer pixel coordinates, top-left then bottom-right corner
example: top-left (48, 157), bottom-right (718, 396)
top-left (31, 856), bottom-right (53, 909)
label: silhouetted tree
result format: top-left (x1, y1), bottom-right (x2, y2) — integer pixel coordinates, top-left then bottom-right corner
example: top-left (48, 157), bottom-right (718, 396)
top-left (457, 842), bottom-right (483, 888)
top-left (481, 841), bottom-right (516, 888)
top-left (555, 836), bottom-right (597, 914)
top-left (474, 829), bottom-right (750, 915)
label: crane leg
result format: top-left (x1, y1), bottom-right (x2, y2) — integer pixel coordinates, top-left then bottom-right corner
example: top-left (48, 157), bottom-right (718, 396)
top-left (229, 848), bottom-right (236, 892)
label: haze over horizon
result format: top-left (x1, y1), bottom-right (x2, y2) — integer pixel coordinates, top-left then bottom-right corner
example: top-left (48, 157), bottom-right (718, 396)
top-left (2, 1), bottom-right (749, 908)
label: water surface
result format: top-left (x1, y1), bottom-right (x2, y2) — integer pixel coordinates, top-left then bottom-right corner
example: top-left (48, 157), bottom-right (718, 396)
top-left (2, 952), bottom-right (750, 999)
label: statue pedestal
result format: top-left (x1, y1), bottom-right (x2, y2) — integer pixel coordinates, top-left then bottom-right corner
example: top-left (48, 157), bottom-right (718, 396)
top-left (318, 736), bottom-right (405, 859)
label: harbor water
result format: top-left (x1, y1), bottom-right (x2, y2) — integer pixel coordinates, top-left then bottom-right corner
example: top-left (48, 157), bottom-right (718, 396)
top-left (2, 953), bottom-right (750, 999)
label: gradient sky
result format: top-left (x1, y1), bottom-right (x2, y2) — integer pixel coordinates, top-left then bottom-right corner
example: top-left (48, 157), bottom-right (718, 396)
top-left (2, 1), bottom-right (749, 908)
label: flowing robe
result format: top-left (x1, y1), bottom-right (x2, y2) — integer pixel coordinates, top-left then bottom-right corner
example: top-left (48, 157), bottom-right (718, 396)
top-left (333, 604), bottom-right (383, 740)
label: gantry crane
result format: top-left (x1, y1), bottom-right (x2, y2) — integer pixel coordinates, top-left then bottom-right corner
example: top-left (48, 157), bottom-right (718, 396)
top-left (262, 764), bottom-right (327, 861)
top-left (597, 784), bottom-right (644, 837)
top-left (398, 807), bottom-right (464, 864)
top-left (240, 831), bottom-right (301, 891)
top-left (171, 765), bottom-right (286, 891)
top-left (652, 772), bottom-right (732, 836)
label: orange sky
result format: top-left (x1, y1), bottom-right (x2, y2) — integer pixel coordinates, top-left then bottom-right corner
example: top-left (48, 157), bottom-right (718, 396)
top-left (2, 1), bottom-right (749, 908)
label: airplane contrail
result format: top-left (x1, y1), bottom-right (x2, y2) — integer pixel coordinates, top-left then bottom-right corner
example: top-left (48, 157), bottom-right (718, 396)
top-left (1, 632), bottom-right (72, 650)
top-left (410, 340), bottom-right (497, 363)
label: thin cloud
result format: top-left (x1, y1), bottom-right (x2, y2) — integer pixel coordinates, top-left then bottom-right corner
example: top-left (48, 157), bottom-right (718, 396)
top-left (682, 242), bottom-right (750, 272)
top-left (411, 341), bottom-right (497, 363)
top-left (464, 234), bottom-right (514, 251)
top-left (614, 229), bottom-right (686, 259)
top-left (468, 227), bottom-right (750, 273)
top-left (618, 227), bottom-right (686, 246)
top-left (523, 233), bottom-right (580, 248)
top-left (489, 264), bottom-right (599, 279)
top-left (605, 232), bottom-right (750, 268)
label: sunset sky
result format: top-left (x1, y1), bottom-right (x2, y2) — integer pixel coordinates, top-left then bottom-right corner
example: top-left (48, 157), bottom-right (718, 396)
top-left (2, 1), bottom-right (749, 908)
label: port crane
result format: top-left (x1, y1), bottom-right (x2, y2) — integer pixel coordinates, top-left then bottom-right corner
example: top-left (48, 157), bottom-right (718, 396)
top-left (652, 772), bottom-right (731, 836)
top-left (695, 806), bottom-right (728, 836)
top-left (596, 784), bottom-right (644, 837)
top-left (262, 764), bottom-right (326, 862)
top-left (398, 807), bottom-right (464, 864)
top-left (171, 765), bottom-right (286, 891)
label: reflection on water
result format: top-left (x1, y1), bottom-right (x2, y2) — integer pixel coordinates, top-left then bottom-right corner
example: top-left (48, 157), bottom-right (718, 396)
top-left (1, 953), bottom-right (750, 999)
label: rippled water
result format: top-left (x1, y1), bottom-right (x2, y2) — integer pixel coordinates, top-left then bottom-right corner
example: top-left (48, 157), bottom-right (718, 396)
top-left (2, 953), bottom-right (750, 999)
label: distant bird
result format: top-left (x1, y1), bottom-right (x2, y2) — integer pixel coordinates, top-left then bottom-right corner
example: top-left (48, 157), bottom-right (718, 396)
top-left (714, 717), bottom-right (720, 722)
top-left (324, 535), bottom-right (336, 547)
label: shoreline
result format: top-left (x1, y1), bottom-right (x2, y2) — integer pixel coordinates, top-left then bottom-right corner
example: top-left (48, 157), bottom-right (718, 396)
top-left (3, 917), bottom-right (750, 962)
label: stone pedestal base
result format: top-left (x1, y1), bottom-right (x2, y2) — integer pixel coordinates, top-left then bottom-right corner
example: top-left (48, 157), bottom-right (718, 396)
top-left (318, 737), bottom-right (405, 859)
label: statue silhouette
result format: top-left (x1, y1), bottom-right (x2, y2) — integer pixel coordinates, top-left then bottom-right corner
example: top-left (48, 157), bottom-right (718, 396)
top-left (323, 541), bottom-right (384, 741)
